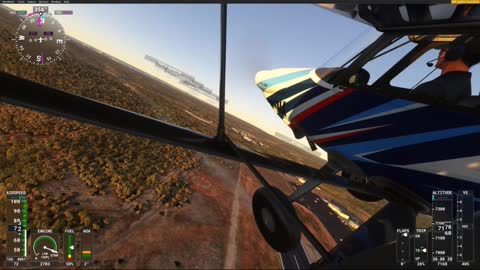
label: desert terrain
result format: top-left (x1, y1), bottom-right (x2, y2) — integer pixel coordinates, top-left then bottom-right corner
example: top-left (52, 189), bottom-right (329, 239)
top-left (0, 6), bottom-right (390, 268)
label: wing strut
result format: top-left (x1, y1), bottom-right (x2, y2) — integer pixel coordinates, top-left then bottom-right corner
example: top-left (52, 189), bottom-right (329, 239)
top-left (288, 165), bottom-right (339, 202)
top-left (216, 1), bottom-right (227, 142)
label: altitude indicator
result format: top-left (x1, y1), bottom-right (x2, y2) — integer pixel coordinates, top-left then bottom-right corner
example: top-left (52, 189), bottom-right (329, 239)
top-left (432, 190), bottom-right (453, 266)
top-left (15, 12), bottom-right (67, 65)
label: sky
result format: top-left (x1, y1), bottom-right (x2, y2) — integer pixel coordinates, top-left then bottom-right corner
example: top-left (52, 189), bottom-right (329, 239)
top-left (4, 4), bottom-right (479, 151)
top-left (225, 5), bottom-right (373, 142)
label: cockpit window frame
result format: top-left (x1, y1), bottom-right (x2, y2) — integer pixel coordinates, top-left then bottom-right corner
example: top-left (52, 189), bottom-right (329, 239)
top-left (332, 32), bottom-right (480, 114)
top-left (372, 40), bottom-right (436, 88)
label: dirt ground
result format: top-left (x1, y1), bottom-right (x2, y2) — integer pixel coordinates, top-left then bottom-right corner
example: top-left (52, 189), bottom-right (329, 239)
top-left (49, 156), bottom-right (339, 269)
top-left (40, 155), bottom-right (286, 269)
top-left (88, 155), bottom-right (243, 269)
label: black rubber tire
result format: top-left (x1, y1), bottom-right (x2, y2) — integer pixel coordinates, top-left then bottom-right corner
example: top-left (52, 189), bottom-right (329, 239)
top-left (252, 187), bottom-right (301, 252)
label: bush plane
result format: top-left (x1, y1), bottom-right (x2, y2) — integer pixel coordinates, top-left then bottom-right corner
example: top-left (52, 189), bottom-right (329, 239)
top-left (255, 3), bottom-right (480, 267)
top-left (2, 3), bottom-right (480, 268)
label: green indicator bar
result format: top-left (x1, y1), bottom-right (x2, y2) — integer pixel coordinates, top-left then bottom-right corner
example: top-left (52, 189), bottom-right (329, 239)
top-left (82, 255), bottom-right (92, 259)
top-left (68, 235), bottom-right (72, 258)
top-left (23, 230), bottom-right (27, 257)
top-left (16, 10), bottom-right (28, 16)
top-left (22, 200), bottom-right (27, 257)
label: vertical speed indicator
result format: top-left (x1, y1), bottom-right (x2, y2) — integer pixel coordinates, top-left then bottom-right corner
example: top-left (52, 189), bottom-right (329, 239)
top-left (15, 12), bottom-right (67, 65)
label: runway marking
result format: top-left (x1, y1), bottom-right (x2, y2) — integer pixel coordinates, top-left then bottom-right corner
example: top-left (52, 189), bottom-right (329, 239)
top-left (279, 253), bottom-right (285, 269)
top-left (293, 255), bottom-right (300, 269)
top-left (300, 240), bottom-right (311, 264)
top-left (223, 169), bottom-right (241, 269)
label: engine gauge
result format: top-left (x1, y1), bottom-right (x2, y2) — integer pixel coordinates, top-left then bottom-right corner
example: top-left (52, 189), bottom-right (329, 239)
top-left (31, 230), bottom-right (60, 266)
top-left (32, 235), bottom-right (59, 259)
top-left (15, 12), bottom-right (67, 65)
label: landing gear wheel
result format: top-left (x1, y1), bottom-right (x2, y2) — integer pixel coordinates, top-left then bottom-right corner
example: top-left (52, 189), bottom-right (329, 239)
top-left (252, 187), bottom-right (301, 253)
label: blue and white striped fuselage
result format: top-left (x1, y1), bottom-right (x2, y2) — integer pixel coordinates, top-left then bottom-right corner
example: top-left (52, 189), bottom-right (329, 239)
top-left (256, 67), bottom-right (480, 204)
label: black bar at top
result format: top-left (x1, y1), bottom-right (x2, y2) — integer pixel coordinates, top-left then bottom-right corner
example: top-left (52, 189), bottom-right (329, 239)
top-left (0, 0), bottom-right (453, 4)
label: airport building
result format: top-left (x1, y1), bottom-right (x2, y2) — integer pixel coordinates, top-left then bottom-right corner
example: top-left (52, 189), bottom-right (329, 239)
top-left (327, 200), bottom-right (361, 230)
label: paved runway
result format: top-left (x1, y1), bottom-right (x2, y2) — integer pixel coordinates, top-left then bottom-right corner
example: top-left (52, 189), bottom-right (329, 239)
top-left (298, 191), bottom-right (352, 241)
top-left (280, 242), bottom-right (310, 269)
top-left (280, 187), bottom-right (353, 269)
